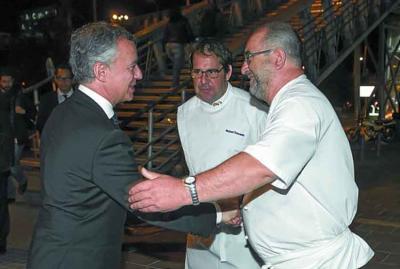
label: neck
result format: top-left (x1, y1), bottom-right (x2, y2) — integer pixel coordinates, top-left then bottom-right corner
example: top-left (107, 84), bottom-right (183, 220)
top-left (83, 82), bottom-right (115, 106)
top-left (266, 67), bottom-right (303, 104)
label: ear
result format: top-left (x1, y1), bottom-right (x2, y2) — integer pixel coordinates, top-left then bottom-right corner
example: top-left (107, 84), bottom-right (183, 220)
top-left (93, 62), bottom-right (108, 83)
top-left (225, 65), bottom-right (233, 81)
top-left (273, 48), bottom-right (286, 70)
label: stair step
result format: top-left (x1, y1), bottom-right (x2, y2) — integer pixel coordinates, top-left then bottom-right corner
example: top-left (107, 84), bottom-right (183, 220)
top-left (135, 88), bottom-right (195, 95)
top-left (133, 95), bottom-right (182, 102)
top-left (134, 142), bottom-right (180, 152)
top-left (126, 120), bottom-right (175, 129)
top-left (20, 157), bottom-right (40, 168)
top-left (128, 131), bottom-right (178, 142)
top-left (142, 81), bottom-right (174, 87)
top-left (118, 103), bottom-right (177, 110)
top-left (117, 111), bottom-right (177, 119)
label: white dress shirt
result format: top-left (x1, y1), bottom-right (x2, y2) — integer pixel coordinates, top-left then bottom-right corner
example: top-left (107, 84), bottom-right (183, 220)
top-left (57, 89), bottom-right (74, 104)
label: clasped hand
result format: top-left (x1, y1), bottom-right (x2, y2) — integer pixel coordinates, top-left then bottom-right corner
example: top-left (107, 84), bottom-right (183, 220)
top-left (129, 168), bottom-right (242, 226)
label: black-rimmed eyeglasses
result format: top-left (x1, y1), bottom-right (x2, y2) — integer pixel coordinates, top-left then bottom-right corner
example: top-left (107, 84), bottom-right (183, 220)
top-left (244, 49), bottom-right (274, 63)
top-left (191, 66), bottom-right (224, 79)
top-left (55, 77), bottom-right (72, 81)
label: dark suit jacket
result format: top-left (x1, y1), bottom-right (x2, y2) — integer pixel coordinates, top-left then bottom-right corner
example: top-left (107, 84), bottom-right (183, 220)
top-left (0, 89), bottom-right (15, 172)
top-left (27, 90), bottom-right (216, 269)
top-left (36, 91), bottom-right (59, 134)
top-left (14, 91), bottom-right (36, 145)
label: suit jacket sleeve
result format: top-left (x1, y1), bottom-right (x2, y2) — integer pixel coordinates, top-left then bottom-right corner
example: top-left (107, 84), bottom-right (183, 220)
top-left (137, 203), bottom-right (218, 237)
top-left (36, 95), bottom-right (51, 133)
top-left (92, 129), bottom-right (217, 237)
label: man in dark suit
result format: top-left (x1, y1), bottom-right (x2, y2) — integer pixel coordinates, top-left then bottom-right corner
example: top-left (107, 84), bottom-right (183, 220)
top-left (27, 22), bottom-right (236, 269)
top-left (7, 72), bottom-right (36, 198)
top-left (36, 65), bottom-right (74, 134)
top-left (0, 68), bottom-right (16, 254)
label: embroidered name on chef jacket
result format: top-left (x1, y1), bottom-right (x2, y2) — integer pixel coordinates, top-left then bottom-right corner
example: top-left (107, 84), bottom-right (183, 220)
top-left (225, 129), bottom-right (245, 137)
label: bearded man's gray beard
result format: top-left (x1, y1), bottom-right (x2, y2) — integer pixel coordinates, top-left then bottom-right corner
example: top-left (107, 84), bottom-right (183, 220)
top-left (249, 78), bottom-right (266, 102)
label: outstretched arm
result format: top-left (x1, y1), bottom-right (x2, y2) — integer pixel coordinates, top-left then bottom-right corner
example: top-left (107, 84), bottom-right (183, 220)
top-left (129, 152), bottom-right (276, 212)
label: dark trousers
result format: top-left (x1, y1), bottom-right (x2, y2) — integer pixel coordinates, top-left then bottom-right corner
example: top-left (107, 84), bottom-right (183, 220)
top-left (0, 171), bottom-right (10, 249)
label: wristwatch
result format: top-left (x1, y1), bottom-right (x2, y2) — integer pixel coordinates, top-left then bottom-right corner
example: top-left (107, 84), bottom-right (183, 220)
top-left (183, 176), bottom-right (200, 206)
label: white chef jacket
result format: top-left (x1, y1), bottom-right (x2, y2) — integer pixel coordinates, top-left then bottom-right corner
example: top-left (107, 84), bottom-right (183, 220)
top-left (243, 75), bottom-right (374, 269)
top-left (178, 83), bottom-right (268, 269)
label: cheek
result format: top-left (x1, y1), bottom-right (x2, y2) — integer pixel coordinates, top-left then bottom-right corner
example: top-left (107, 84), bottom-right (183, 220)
top-left (193, 80), bottom-right (201, 90)
top-left (213, 80), bottom-right (224, 92)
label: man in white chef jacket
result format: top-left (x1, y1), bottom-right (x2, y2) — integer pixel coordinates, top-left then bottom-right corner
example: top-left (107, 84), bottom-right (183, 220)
top-left (178, 38), bottom-right (268, 268)
top-left (130, 22), bottom-right (374, 269)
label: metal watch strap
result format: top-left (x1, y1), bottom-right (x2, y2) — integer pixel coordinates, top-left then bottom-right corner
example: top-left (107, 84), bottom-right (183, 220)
top-left (184, 177), bottom-right (200, 206)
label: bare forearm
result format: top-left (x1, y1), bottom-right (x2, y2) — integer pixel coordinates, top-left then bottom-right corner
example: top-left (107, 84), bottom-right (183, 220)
top-left (196, 152), bottom-right (275, 203)
top-left (129, 152), bottom-right (276, 213)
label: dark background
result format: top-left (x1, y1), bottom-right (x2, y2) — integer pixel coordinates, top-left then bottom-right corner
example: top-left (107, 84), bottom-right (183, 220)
top-left (0, 0), bottom-right (191, 84)
top-left (0, 0), bottom-right (374, 108)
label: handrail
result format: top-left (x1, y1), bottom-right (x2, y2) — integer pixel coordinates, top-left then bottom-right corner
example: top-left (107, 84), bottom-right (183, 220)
top-left (135, 125), bottom-right (176, 156)
top-left (298, 0), bottom-right (400, 85)
top-left (141, 133), bottom-right (180, 162)
top-left (126, 0), bottom-right (290, 125)
top-left (128, 0), bottom-right (400, 173)
top-left (22, 75), bottom-right (53, 94)
top-left (120, 79), bottom-right (191, 130)
top-left (124, 0), bottom-right (305, 173)
top-left (152, 148), bottom-right (182, 171)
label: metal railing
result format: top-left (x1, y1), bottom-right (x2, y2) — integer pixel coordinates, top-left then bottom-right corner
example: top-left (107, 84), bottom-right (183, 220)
top-left (127, 0), bottom-right (291, 173)
top-left (22, 0), bottom-right (400, 173)
top-left (298, 0), bottom-right (400, 85)
top-left (133, 0), bottom-right (290, 80)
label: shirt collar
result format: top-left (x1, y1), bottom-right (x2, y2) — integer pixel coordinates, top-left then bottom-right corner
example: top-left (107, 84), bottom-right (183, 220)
top-left (212, 82), bottom-right (231, 107)
top-left (57, 88), bottom-right (74, 98)
top-left (273, 74), bottom-right (306, 100)
top-left (78, 85), bottom-right (114, 119)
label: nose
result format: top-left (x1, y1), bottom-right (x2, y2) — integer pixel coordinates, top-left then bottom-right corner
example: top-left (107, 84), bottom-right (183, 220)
top-left (241, 60), bottom-right (249, 76)
top-left (199, 72), bottom-right (208, 83)
top-left (134, 65), bottom-right (143, 80)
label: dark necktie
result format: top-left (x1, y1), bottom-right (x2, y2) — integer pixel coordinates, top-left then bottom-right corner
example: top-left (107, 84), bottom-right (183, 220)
top-left (62, 94), bottom-right (68, 101)
top-left (110, 113), bottom-right (120, 128)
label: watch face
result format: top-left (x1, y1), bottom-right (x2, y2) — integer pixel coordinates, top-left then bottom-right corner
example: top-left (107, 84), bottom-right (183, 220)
top-left (185, 176), bottom-right (196, 184)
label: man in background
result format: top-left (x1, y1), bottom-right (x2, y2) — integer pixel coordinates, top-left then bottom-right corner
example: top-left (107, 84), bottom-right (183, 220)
top-left (36, 64), bottom-right (74, 134)
top-left (0, 68), bottom-right (36, 254)
top-left (3, 70), bottom-right (36, 199)
top-left (0, 68), bottom-right (17, 253)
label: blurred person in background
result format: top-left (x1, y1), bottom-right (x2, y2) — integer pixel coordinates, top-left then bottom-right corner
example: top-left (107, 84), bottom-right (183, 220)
top-left (36, 64), bottom-right (74, 134)
top-left (163, 7), bottom-right (194, 89)
top-left (0, 68), bottom-right (17, 254)
top-left (0, 68), bottom-right (34, 201)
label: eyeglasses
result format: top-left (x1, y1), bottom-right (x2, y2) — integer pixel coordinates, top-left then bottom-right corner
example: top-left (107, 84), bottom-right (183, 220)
top-left (55, 77), bottom-right (72, 81)
top-left (191, 66), bottom-right (224, 79)
top-left (244, 49), bottom-right (274, 63)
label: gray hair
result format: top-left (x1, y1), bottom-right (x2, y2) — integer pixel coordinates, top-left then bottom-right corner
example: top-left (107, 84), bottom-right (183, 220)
top-left (69, 22), bottom-right (136, 84)
top-left (259, 22), bottom-right (302, 67)
top-left (190, 38), bottom-right (232, 73)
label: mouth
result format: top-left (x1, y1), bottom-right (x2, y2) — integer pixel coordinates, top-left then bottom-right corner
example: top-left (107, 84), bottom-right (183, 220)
top-left (199, 84), bottom-right (212, 91)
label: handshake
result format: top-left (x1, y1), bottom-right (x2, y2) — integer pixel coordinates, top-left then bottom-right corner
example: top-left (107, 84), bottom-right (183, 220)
top-left (218, 197), bottom-right (243, 227)
top-left (129, 167), bottom-right (243, 227)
